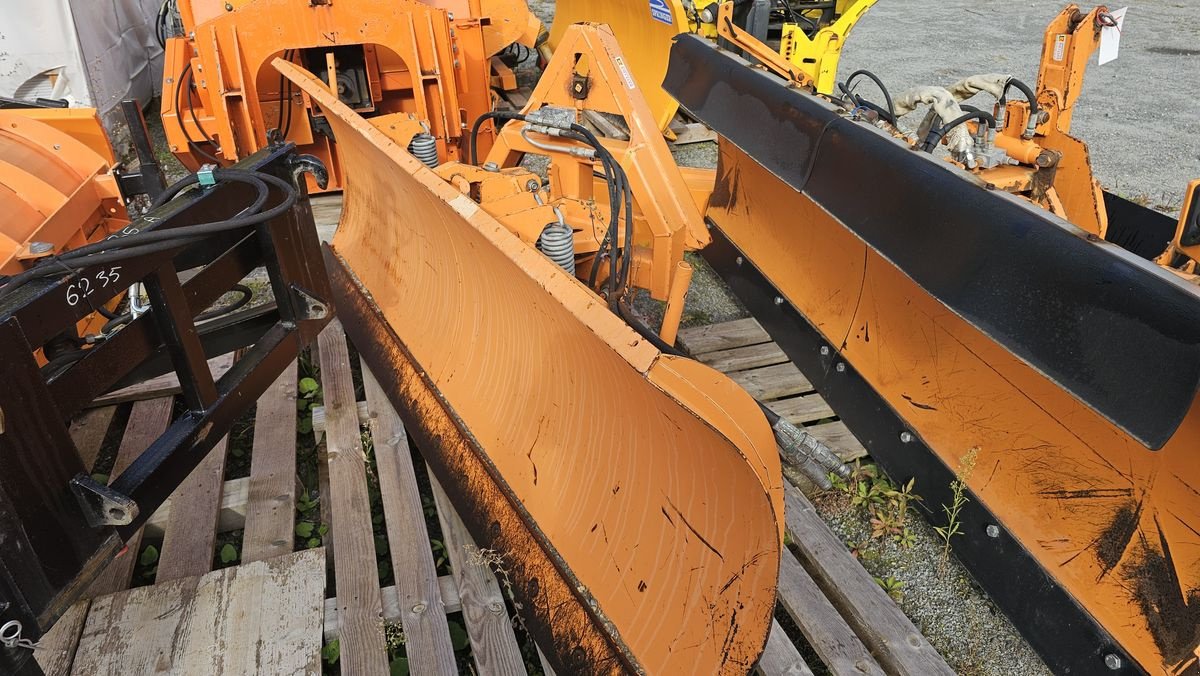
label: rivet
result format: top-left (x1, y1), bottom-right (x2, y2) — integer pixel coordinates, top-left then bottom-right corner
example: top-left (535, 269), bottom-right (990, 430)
top-left (224, 2), bottom-right (233, 9)
top-left (986, 524), bottom-right (1001, 538)
top-left (899, 431), bottom-right (914, 443)
top-left (53, 144), bottom-right (61, 151)
top-left (835, 362), bottom-right (846, 373)
top-left (1103, 653), bottom-right (1122, 670)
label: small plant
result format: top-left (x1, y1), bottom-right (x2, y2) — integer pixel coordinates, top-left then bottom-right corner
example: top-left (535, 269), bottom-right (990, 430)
top-left (933, 447), bottom-right (979, 571)
top-left (831, 461), bottom-right (921, 548)
top-left (874, 575), bottom-right (904, 601)
top-left (297, 375), bottom-right (321, 435)
top-left (465, 545), bottom-right (525, 630)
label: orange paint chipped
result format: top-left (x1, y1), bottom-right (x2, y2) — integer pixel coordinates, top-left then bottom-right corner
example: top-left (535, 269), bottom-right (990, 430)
top-left (280, 59), bottom-right (782, 673)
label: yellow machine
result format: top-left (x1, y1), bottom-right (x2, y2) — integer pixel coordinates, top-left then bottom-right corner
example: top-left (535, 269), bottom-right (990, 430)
top-left (160, 0), bottom-right (543, 191)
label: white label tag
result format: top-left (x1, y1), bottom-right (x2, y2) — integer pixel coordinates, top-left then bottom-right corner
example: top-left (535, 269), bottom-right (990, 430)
top-left (614, 56), bottom-right (637, 90)
top-left (1098, 7), bottom-right (1127, 65)
top-left (1053, 34), bottom-right (1067, 62)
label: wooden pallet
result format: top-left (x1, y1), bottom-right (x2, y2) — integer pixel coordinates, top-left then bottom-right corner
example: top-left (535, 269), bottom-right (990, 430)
top-left (34, 318), bottom-right (949, 675)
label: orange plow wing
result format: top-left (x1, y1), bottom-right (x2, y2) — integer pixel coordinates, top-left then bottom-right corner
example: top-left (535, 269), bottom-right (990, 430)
top-left (279, 60), bottom-right (782, 673)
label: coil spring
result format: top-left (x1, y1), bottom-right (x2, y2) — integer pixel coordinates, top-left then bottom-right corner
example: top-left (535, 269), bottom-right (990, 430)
top-left (407, 132), bottom-right (439, 168)
top-left (537, 222), bottom-right (575, 275)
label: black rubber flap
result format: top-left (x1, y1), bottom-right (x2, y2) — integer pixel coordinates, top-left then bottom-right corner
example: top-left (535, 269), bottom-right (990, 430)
top-left (663, 34), bottom-right (1200, 449)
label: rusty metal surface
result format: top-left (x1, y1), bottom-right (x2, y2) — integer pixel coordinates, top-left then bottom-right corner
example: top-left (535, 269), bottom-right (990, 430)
top-left (281, 60), bottom-right (781, 673)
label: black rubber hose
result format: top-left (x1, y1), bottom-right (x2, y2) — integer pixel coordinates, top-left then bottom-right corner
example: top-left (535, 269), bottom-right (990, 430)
top-left (1003, 77), bottom-right (1039, 120)
top-left (175, 63), bottom-right (222, 164)
top-left (469, 111), bottom-right (527, 165)
top-left (922, 110), bottom-right (996, 152)
top-left (843, 69), bottom-right (895, 120)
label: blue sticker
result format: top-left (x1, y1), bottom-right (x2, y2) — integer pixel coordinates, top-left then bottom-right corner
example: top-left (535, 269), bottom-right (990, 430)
top-left (649, 0), bottom-right (673, 25)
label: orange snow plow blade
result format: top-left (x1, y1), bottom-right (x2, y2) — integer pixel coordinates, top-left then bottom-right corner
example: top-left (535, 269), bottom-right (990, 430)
top-left (278, 60), bottom-right (782, 674)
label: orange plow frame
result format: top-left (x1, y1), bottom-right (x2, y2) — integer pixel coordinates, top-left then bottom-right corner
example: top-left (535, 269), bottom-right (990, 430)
top-left (279, 58), bottom-right (784, 673)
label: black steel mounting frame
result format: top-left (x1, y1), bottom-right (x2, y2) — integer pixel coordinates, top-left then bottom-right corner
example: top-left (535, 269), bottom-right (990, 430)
top-left (0, 145), bottom-right (332, 675)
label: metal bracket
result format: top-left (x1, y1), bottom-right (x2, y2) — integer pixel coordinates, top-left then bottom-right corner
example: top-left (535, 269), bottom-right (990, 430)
top-left (292, 285), bottom-right (330, 320)
top-left (69, 474), bottom-right (138, 527)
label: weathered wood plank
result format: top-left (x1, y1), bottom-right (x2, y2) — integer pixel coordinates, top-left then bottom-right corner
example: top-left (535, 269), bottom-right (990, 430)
top-left (317, 322), bottom-right (389, 674)
top-left (777, 550), bottom-right (884, 676)
top-left (242, 365), bottom-right (299, 563)
top-left (145, 476), bottom-right (248, 538)
top-left (783, 483), bottom-right (954, 676)
top-left (698, 341), bottom-right (789, 373)
top-left (429, 475), bottom-right (527, 676)
top-left (767, 394), bottom-right (835, 426)
top-left (363, 365), bottom-right (457, 675)
top-left (756, 621), bottom-right (817, 676)
top-left (37, 409), bottom-right (127, 674)
top-left (86, 397), bottom-right (175, 596)
top-left (88, 354), bottom-right (235, 407)
top-left (583, 110), bottom-right (629, 141)
top-left (678, 317), bottom-right (770, 355)
top-left (729, 362), bottom-right (814, 401)
top-left (156, 436), bottom-right (229, 582)
top-left (669, 121), bottom-right (718, 145)
top-left (323, 576), bottom-right (463, 640)
top-left (71, 549), bottom-right (325, 675)
top-left (808, 421), bottom-right (868, 462)
top-left (68, 406), bottom-right (117, 471)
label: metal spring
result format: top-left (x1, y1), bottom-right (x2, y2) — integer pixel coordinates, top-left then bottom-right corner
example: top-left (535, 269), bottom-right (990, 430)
top-left (407, 132), bottom-right (439, 168)
top-left (537, 222), bottom-right (575, 275)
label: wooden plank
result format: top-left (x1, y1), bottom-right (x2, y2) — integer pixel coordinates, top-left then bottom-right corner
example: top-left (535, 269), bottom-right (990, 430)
top-left (68, 406), bottom-right (117, 471)
top-left (311, 399), bottom-right (369, 435)
top-left (71, 549), bottom-right (325, 675)
top-left (808, 421), bottom-right (868, 462)
top-left (668, 121), bottom-right (717, 145)
top-left (86, 397), bottom-right (175, 596)
top-left (36, 407), bottom-right (127, 674)
top-left (776, 550), bottom-right (883, 676)
top-left (363, 365), bottom-right (457, 675)
top-left (767, 394), bottom-right (835, 426)
top-left (323, 576), bottom-right (463, 641)
top-left (537, 647), bottom-right (557, 676)
top-left (698, 341), bottom-right (789, 373)
top-left (145, 476), bottom-right (247, 538)
top-left (89, 354), bottom-right (235, 407)
top-left (311, 194), bottom-right (343, 243)
top-left (429, 475), bottom-right (527, 675)
top-left (678, 317), bottom-right (771, 355)
top-left (756, 621), bottom-right (816, 676)
top-left (583, 110), bottom-right (629, 141)
top-left (729, 362), bottom-right (813, 401)
top-left (317, 322), bottom-right (389, 674)
top-left (156, 436), bottom-right (229, 582)
top-left (503, 86), bottom-right (532, 109)
top-left (783, 483), bottom-right (955, 676)
top-left (242, 365), bottom-right (300, 563)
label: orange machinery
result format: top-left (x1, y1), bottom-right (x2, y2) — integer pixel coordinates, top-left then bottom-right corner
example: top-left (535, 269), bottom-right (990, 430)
top-left (275, 23), bottom-right (799, 673)
top-left (160, 0), bottom-right (543, 192)
top-left (668, 4), bottom-right (1200, 674)
top-left (0, 105), bottom-right (135, 350)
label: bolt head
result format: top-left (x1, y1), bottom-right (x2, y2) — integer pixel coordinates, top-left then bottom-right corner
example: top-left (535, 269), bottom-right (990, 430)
top-left (773, 296), bottom-right (784, 306)
top-left (899, 431), bottom-right (914, 443)
top-left (1103, 653), bottom-right (1122, 670)
top-left (986, 524), bottom-right (1001, 538)
top-left (735, 256), bottom-right (744, 266)
top-left (820, 346), bottom-right (830, 356)
top-left (835, 362), bottom-right (846, 373)
top-left (224, 2), bottom-right (233, 9)
top-left (29, 241), bottom-right (53, 254)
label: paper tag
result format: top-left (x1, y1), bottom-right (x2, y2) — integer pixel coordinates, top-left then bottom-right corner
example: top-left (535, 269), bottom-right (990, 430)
top-left (1098, 7), bottom-right (1127, 65)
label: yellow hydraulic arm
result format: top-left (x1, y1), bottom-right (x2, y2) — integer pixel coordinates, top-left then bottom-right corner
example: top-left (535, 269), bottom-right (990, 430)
top-left (779, 0), bottom-right (878, 93)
